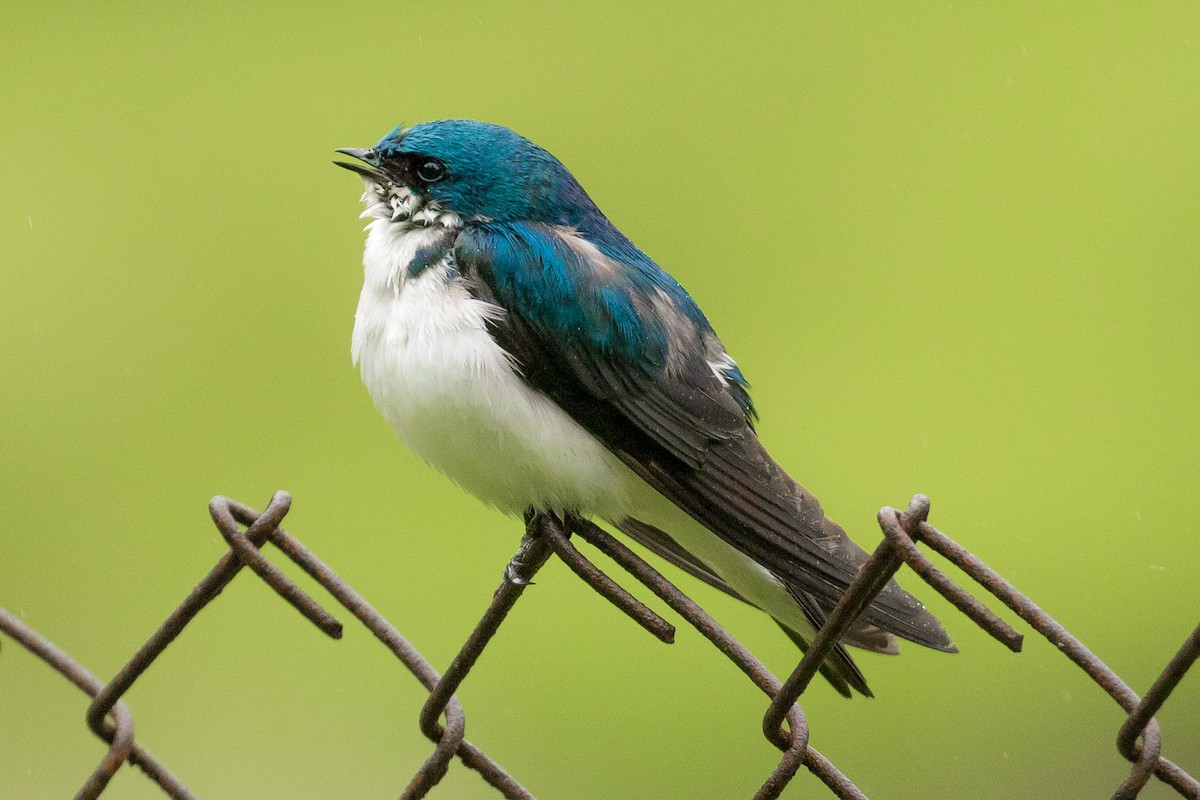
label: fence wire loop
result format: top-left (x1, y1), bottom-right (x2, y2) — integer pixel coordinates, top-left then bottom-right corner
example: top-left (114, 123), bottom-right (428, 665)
top-left (879, 501), bottom-right (1025, 651)
top-left (1, 490), bottom-right (1197, 800)
top-left (210, 494), bottom-right (343, 638)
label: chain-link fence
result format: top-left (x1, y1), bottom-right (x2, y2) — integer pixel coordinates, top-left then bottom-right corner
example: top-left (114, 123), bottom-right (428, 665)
top-left (2, 491), bottom-right (1197, 800)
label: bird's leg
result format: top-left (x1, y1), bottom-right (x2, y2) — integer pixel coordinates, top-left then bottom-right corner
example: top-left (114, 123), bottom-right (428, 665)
top-left (505, 509), bottom-right (559, 585)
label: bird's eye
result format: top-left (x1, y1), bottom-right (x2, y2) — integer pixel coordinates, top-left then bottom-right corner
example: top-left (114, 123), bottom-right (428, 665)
top-left (416, 159), bottom-right (446, 183)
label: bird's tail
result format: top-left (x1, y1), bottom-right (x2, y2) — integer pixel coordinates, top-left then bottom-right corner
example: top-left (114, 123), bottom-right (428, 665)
top-left (614, 514), bottom-right (954, 698)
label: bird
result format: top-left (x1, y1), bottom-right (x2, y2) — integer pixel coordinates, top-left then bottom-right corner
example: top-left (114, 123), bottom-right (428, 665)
top-left (334, 119), bottom-right (955, 697)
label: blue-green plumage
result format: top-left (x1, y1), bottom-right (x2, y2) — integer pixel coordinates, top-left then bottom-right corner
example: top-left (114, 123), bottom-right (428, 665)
top-left (337, 119), bottom-right (954, 697)
top-left (460, 222), bottom-right (681, 369)
top-left (374, 121), bottom-right (757, 425)
top-left (376, 120), bottom-right (602, 231)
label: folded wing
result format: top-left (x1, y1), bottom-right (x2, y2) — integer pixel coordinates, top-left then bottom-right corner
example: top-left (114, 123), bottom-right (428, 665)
top-left (454, 221), bottom-right (955, 662)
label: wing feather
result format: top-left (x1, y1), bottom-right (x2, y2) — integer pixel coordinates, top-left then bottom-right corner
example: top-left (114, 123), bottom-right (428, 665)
top-left (454, 221), bottom-right (954, 654)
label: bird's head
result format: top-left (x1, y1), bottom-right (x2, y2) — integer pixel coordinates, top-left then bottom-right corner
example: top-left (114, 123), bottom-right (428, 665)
top-left (336, 120), bottom-right (600, 229)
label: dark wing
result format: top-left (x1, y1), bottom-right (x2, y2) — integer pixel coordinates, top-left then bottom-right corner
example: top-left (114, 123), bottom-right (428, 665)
top-left (454, 221), bottom-right (954, 653)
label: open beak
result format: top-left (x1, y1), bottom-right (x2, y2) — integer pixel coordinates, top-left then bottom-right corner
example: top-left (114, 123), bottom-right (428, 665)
top-left (333, 147), bottom-right (386, 180)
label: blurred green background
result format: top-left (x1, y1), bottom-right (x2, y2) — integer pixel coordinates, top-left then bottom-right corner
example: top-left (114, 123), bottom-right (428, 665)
top-left (2, 3), bottom-right (1198, 798)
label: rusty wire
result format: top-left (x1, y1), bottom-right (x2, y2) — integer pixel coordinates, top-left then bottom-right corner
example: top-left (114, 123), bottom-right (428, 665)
top-left (2, 492), bottom-right (527, 800)
top-left (1, 491), bottom-right (1197, 799)
top-left (763, 494), bottom-right (1200, 800)
top-left (0, 606), bottom-right (191, 800)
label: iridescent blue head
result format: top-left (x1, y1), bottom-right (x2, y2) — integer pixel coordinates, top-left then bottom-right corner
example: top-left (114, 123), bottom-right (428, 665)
top-left (335, 119), bottom-right (603, 229)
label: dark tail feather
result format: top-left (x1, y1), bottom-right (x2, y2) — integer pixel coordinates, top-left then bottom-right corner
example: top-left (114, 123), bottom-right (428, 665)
top-left (615, 516), bottom-right (937, 697)
top-left (774, 620), bottom-right (872, 698)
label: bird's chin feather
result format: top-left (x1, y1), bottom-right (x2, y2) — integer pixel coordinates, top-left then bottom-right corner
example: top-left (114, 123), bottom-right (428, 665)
top-left (353, 178), bottom-right (463, 231)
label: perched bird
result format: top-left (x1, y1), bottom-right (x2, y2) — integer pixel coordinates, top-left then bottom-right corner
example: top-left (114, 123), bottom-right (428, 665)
top-left (335, 120), bottom-right (954, 696)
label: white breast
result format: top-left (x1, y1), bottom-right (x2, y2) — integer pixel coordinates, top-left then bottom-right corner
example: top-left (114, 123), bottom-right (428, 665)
top-left (351, 218), bottom-right (636, 518)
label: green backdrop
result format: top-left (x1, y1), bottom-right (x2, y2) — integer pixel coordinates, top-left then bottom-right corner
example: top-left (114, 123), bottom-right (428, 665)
top-left (2, 3), bottom-right (1197, 798)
